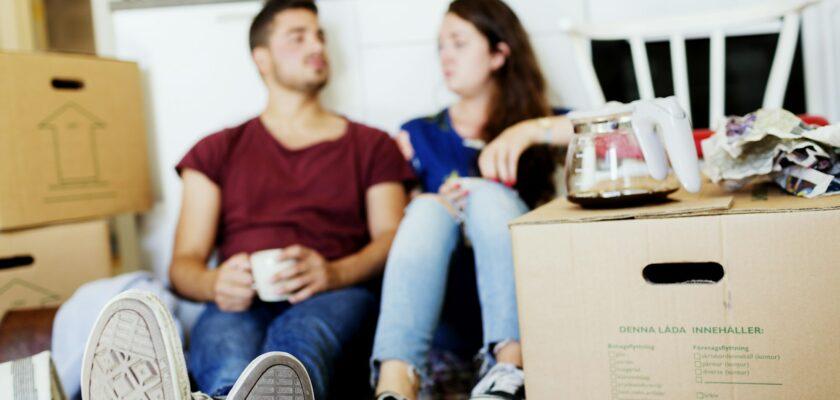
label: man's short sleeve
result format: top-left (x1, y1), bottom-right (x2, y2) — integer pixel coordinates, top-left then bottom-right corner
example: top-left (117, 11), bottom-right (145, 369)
top-left (361, 127), bottom-right (416, 191)
top-left (175, 131), bottom-right (230, 185)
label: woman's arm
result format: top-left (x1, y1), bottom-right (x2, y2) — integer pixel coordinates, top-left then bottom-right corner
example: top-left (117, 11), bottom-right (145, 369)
top-left (478, 116), bottom-right (574, 184)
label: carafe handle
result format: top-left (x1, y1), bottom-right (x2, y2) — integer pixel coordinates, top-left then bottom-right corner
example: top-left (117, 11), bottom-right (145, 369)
top-left (631, 97), bottom-right (701, 193)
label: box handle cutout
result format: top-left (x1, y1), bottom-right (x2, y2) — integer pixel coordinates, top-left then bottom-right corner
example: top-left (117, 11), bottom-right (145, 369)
top-left (0, 255), bottom-right (35, 271)
top-left (51, 78), bottom-right (84, 90)
top-left (643, 262), bottom-right (724, 284)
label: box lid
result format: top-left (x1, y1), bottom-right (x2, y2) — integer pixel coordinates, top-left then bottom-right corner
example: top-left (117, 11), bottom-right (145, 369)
top-left (511, 182), bottom-right (840, 225)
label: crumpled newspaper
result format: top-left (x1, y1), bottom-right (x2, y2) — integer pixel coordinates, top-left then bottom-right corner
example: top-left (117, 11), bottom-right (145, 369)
top-left (702, 109), bottom-right (840, 198)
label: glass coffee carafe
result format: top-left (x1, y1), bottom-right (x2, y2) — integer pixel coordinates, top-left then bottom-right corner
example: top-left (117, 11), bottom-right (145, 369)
top-left (564, 97), bottom-right (701, 208)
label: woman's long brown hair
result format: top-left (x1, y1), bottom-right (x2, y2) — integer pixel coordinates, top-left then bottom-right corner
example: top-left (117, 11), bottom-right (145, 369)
top-left (448, 0), bottom-right (558, 207)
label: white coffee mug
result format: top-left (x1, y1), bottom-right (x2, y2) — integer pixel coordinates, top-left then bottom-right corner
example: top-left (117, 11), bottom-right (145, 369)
top-left (250, 248), bottom-right (295, 302)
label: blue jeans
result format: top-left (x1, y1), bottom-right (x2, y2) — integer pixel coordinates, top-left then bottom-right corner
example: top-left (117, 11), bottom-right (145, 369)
top-left (371, 181), bottom-right (529, 380)
top-left (188, 286), bottom-right (377, 399)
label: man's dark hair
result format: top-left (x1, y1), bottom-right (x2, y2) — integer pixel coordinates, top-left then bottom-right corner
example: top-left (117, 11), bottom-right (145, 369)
top-left (249, 0), bottom-right (318, 51)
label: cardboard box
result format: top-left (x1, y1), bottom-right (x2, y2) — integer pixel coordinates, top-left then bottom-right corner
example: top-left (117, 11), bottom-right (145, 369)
top-left (0, 220), bottom-right (112, 318)
top-left (44, 0), bottom-right (96, 55)
top-left (0, 51), bottom-right (152, 230)
top-left (511, 184), bottom-right (840, 399)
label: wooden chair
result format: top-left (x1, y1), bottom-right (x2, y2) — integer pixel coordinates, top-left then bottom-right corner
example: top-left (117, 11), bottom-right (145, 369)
top-left (561, 0), bottom-right (821, 128)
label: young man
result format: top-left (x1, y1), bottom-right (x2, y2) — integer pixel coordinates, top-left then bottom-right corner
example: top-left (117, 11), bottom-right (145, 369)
top-left (80, 1), bottom-right (413, 399)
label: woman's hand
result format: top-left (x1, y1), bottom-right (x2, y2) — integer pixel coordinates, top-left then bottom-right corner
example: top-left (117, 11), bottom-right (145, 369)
top-left (438, 179), bottom-right (470, 214)
top-left (478, 116), bottom-right (572, 185)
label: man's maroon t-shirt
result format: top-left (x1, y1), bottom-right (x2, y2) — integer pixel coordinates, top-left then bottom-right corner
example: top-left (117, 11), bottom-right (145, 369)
top-left (176, 117), bottom-right (414, 263)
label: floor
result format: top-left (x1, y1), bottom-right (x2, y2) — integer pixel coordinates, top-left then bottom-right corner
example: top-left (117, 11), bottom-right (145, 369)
top-left (0, 307), bottom-right (57, 363)
top-left (0, 307), bottom-right (475, 399)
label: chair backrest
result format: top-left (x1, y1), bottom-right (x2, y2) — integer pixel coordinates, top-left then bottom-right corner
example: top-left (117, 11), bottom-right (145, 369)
top-left (562, 0), bottom-right (820, 127)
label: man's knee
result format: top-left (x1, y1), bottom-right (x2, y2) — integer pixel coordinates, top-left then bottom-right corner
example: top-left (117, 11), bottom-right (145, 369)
top-left (268, 288), bottom-right (376, 339)
top-left (269, 313), bottom-right (332, 338)
top-left (195, 304), bottom-right (261, 332)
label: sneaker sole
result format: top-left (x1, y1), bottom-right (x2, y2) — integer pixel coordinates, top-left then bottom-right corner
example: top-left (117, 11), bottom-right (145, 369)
top-left (227, 352), bottom-right (314, 400)
top-left (81, 290), bottom-right (190, 400)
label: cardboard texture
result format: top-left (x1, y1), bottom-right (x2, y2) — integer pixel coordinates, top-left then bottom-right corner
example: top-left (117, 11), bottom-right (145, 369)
top-left (511, 184), bottom-right (840, 399)
top-left (0, 51), bottom-right (152, 230)
top-left (0, 220), bottom-right (112, 319)
top-left (515, 188), bottom-right (734, 224)
top-left (516, 182), bottom-right (840, 225)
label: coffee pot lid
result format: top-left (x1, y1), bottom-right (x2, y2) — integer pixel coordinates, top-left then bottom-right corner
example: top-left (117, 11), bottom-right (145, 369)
top-left (567, 102), bottom-right (634, 124)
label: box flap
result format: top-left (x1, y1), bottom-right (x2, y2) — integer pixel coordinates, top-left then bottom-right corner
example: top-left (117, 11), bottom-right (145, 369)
top-left (726, 183), bottom-right (840, 214)
top-left (512, 182), bottom-right (840, 226)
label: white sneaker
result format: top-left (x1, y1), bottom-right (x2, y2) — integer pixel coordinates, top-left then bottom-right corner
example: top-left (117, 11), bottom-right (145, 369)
top-left (227, 352), bottom-right (314, 400)
top-left (470, 363), bottom-right (526, 400)
top-left (81, 291), bottom-right (313, 400)
top-left (81, 290), bottom-right (191, 400)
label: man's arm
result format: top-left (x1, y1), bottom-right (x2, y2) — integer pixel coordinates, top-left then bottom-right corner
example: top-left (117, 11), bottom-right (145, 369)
top-left (169, 169), bottom-right (256, 312)
top-left (169, 169), bottom-right (221, 302)
top-left (276, 181), bottom-right (408, 303)
top-left (330, 181), bottom-right (408, 287)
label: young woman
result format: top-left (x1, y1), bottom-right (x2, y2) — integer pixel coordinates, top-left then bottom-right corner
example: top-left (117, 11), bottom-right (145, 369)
top-left (370, 1), bottom-right (574, 399)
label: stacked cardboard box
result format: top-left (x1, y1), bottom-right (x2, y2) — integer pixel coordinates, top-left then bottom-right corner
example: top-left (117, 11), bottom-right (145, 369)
top-left (511, 183), bottom-right (840, 399)
top-left (0, 51), bottom-right (152, 318)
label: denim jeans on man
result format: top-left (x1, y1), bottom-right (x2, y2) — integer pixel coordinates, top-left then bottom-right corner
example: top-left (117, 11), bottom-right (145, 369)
top-left (371, 180), bottom-right (529, 379)
top-left (188, 286), bottom-right (377, 399)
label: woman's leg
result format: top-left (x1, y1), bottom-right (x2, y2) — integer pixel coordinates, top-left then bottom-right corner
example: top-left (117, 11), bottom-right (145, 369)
top-left (371, 195), bottom-right (461, 399)
top-left (462, 181), bottom-right (529, 363)
top-left (462, 181), bottom-right (530, 399)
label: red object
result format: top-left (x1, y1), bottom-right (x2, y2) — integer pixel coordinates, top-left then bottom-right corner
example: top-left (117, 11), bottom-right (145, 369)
top-left (176, 118), bottom-right (415, 263)
top-left (692, 128), bottom-right (715, 158)
top-left (799, 114), bottom-right (830, 127)
top-left (693, 114), bottom-right (830, 158)
top-left (594, 133), bottom-right (645, 159)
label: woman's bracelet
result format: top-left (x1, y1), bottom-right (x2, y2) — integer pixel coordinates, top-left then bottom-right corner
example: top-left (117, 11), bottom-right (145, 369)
top-left (537, 117), bottom-right (554, 144)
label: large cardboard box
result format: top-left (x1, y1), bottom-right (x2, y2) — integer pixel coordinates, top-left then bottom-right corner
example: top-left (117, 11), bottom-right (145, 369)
top-left (0, 51), bottom-right (151, 230)
top-left (0, 220), bottom-right (112, 318)
top-left (511, 184), bottom-right (840, 399)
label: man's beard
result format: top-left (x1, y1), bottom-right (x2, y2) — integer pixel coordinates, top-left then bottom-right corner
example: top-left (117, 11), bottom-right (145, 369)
top-left (272, 67), bottom-right (328, 95)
